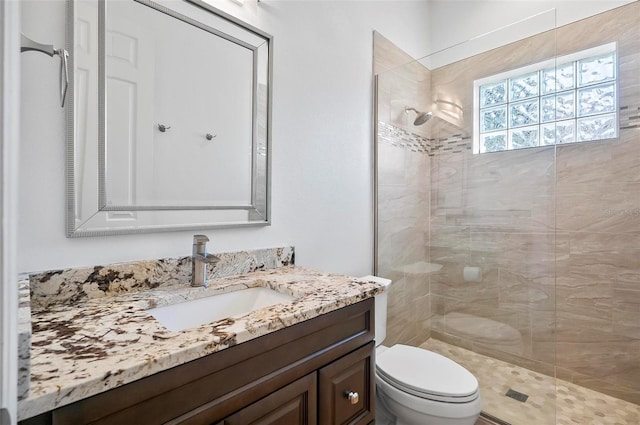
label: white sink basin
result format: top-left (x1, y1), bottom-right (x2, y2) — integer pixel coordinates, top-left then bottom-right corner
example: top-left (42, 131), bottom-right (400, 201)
top-left (149, 287), bottom-right (295, 332)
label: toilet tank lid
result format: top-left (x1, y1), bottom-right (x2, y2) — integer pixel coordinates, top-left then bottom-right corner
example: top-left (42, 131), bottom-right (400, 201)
top-left (359, 275), bottom-right (392, 289)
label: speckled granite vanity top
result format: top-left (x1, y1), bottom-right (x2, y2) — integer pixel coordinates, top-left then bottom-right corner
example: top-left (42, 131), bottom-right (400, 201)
top-left (18, 266), bottom-right (383, 420)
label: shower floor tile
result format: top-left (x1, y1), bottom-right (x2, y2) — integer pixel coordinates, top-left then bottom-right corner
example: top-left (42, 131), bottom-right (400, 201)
top-left (420, 339), bottom-right (640, 425)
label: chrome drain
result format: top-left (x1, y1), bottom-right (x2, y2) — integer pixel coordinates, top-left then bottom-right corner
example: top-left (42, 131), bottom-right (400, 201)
top-left (505, 388), bottom-right (529, 402)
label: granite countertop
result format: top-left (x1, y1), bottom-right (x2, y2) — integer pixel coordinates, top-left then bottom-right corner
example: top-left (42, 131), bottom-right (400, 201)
top-left (18, 267), bottom-right (384, 420)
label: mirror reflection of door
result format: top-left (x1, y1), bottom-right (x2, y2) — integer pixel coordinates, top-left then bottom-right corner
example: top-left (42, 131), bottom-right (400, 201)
top-left (105, 0), bottom-right (253, 208)
top-left (105, 0), bottom-right (154, 208)
top-left (74, 0), bottom-right (99, 225)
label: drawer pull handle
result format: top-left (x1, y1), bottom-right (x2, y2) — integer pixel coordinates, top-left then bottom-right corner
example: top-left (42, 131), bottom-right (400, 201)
top-left (346, 391), bottom-right (359, 405)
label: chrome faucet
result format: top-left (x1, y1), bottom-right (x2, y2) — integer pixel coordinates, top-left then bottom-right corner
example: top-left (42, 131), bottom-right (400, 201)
top-left (191, 235), bottom-right (220, 287)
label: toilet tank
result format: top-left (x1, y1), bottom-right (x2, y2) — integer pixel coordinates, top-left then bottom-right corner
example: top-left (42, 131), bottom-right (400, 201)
top-left (360, 275), bottom-right (392, 346)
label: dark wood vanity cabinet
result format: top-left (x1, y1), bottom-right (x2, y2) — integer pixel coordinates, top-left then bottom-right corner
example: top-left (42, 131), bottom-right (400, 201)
top-left (21, 299), bottom-right (375, 425)
top-left (318, 342), bottom-right (375, 425)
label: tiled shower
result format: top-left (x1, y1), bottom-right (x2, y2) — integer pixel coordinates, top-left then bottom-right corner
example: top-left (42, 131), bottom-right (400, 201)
top-left (375, 3), bottom-right (639, 423)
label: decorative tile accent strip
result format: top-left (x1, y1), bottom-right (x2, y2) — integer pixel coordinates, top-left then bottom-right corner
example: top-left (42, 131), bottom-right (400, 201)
top-left (377, 121), bottom-right (432, 153)
top-left (380, 103), bottom-right (636, 157)
top-left (29, 247), bottom-right (295, 311)
top-left (378, 121), bottom-right (471, 156)
top-left (431, 135), bottom-right (472, 156)
top-left (619, 103), bottom-right (640, 130)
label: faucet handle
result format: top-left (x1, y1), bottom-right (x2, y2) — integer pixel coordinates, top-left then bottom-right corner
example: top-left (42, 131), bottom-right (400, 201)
top-left (193, 234), bottom-right (209, 245)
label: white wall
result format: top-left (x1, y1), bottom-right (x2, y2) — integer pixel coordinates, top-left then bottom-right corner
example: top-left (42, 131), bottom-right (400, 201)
top-left (428, 0), bottom-right (636, 56)
top-left (1, 0), bottom-right (20, 421)
top-left (19, 0), bottom-right (431, 276)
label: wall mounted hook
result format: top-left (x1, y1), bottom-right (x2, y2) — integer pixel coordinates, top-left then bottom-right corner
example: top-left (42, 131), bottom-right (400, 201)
top-left (206, 133), bottom-right (216, 140)
top-left (158, 124), bottom-right (171, 132)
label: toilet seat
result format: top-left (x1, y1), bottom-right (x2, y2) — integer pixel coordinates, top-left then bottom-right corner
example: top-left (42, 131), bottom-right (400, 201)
top-left (376, 345), bottom-right (479, 403)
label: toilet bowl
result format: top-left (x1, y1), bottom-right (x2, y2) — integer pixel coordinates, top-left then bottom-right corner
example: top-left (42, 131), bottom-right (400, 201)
top-left (361, 275), bottom-right (482, 425)
top-left (376, 344), bottom-right (482, 425)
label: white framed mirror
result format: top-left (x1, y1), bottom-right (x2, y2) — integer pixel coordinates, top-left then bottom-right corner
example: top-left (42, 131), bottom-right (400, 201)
top-left (66, 0), bottom-right (272, 237)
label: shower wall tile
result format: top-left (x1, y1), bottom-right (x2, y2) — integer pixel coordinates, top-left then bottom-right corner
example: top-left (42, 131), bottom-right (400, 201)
top-left (376, 32), bottom-right (433, 348)
top-left (556, 311), bottom-right (614, 342)
top-left (429, 245), bottom-right (469, 265)
top-left (377, 122), bottom-right (432, 154)
top-left (410, 293), bottom-right (432, 345)
top-left (407, 272), bottom-right (430, 299)
top-left (569, 371), bottom-right (640, 406)
top-left (377, 141), bottom-right (410, 185)
top-left (616, 268), bottom-right (640, 291)
top-left (373, 31), bottom-right (416, 76)
top-left (612, 129), bottom-right (640, 182)
top-left (375, 39), bottom-right (432, 138)
top-left (557, 361), bottom-right (640, 406)
top-left (429, 329), bottom-right (473, 351)
top-left (469, 339), bottom-right (557, 378)
top-left (383, 276), bottom-right (432, 347)
top-left (498, 269), bottom-right (555, 312)
top-left (430, 269), bottom-right (500, 304)
top-left (553, 0), bottom-right (640, 300)
top-left (529, 310), bottom-right (556, 365)
top-left (613, 288), bottom-right (640, 339)
top-left (429, 225), bottom-right (470, 250)
top-left (468, 232), bottom-right (557, 277)
top-left (384, 277), bottom-right (415, 346)
top-left (556, 273), bottom-right (614, 321)
top-left (554, 2), bottom-right (639, 58)
top-left (556, 182), bottom-right (640, 234)
top-left (556, 336), bottom-right (640, 382)
top-left (432, 147), bottom-right (556, 235)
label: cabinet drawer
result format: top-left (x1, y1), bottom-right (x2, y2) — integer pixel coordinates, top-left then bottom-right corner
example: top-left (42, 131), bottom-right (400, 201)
top-left (219, 373), bottom-right (317, 425)
top-left (318, 342), bottom-right (374, 425)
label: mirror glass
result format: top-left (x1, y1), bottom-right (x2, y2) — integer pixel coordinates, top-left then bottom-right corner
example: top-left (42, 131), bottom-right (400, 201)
top-left (67, 0), bottom-right (272, 236)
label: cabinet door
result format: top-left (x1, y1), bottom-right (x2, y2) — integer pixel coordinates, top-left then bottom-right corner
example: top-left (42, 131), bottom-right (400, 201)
top-left (219, 373), bottom-right (317, 425)
top-left (318, 342), bottom-right (374, 425)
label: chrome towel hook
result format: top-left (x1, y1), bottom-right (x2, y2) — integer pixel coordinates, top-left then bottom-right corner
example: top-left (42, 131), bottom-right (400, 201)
top-left (20, 34), bottom-right (69, 108)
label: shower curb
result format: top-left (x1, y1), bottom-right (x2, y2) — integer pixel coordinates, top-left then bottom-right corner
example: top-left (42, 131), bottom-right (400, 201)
top-left (477, 412), bottom-right (512, 425)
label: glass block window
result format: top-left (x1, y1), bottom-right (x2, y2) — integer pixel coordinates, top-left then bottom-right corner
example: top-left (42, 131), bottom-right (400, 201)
top-left (473, 43), bottom-right (617, 154)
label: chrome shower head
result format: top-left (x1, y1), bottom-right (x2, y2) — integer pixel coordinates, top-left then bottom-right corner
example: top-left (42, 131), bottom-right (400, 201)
top-left (405, 107), bottom-right (433, 126)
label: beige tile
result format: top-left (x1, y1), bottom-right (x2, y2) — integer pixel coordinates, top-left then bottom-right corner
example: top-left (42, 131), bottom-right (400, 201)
top-left (406, 272), bottom-right (430, 299)
top-left (498, 269), bottom-right (555, 312)
top-left (555, 274), bottom-right (613, 320)
top-left (556, 183), bottom-right (640, 233)
top-left (373, 31), bottom-right (416, 76)
top-left (422, 338), bottom-right (640, 425)
top-left (555, 2), bottom-right (640, 56)
top-left (555, 311), bottom-right (613, 342)
top-left (613, 289), bottom-right (640, 339)
top-left (430, 224), bottom-right (470, 250)
top-left (570, 370), bottom-right (640, 406)
top-left (555, 336), bottom-right (639, 384)
top-left (616, 269), bottom-right (640, 291)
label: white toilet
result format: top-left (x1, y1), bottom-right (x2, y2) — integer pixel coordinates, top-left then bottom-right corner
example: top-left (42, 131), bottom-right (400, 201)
top-left (362, 276), bottom-right (482, 425)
